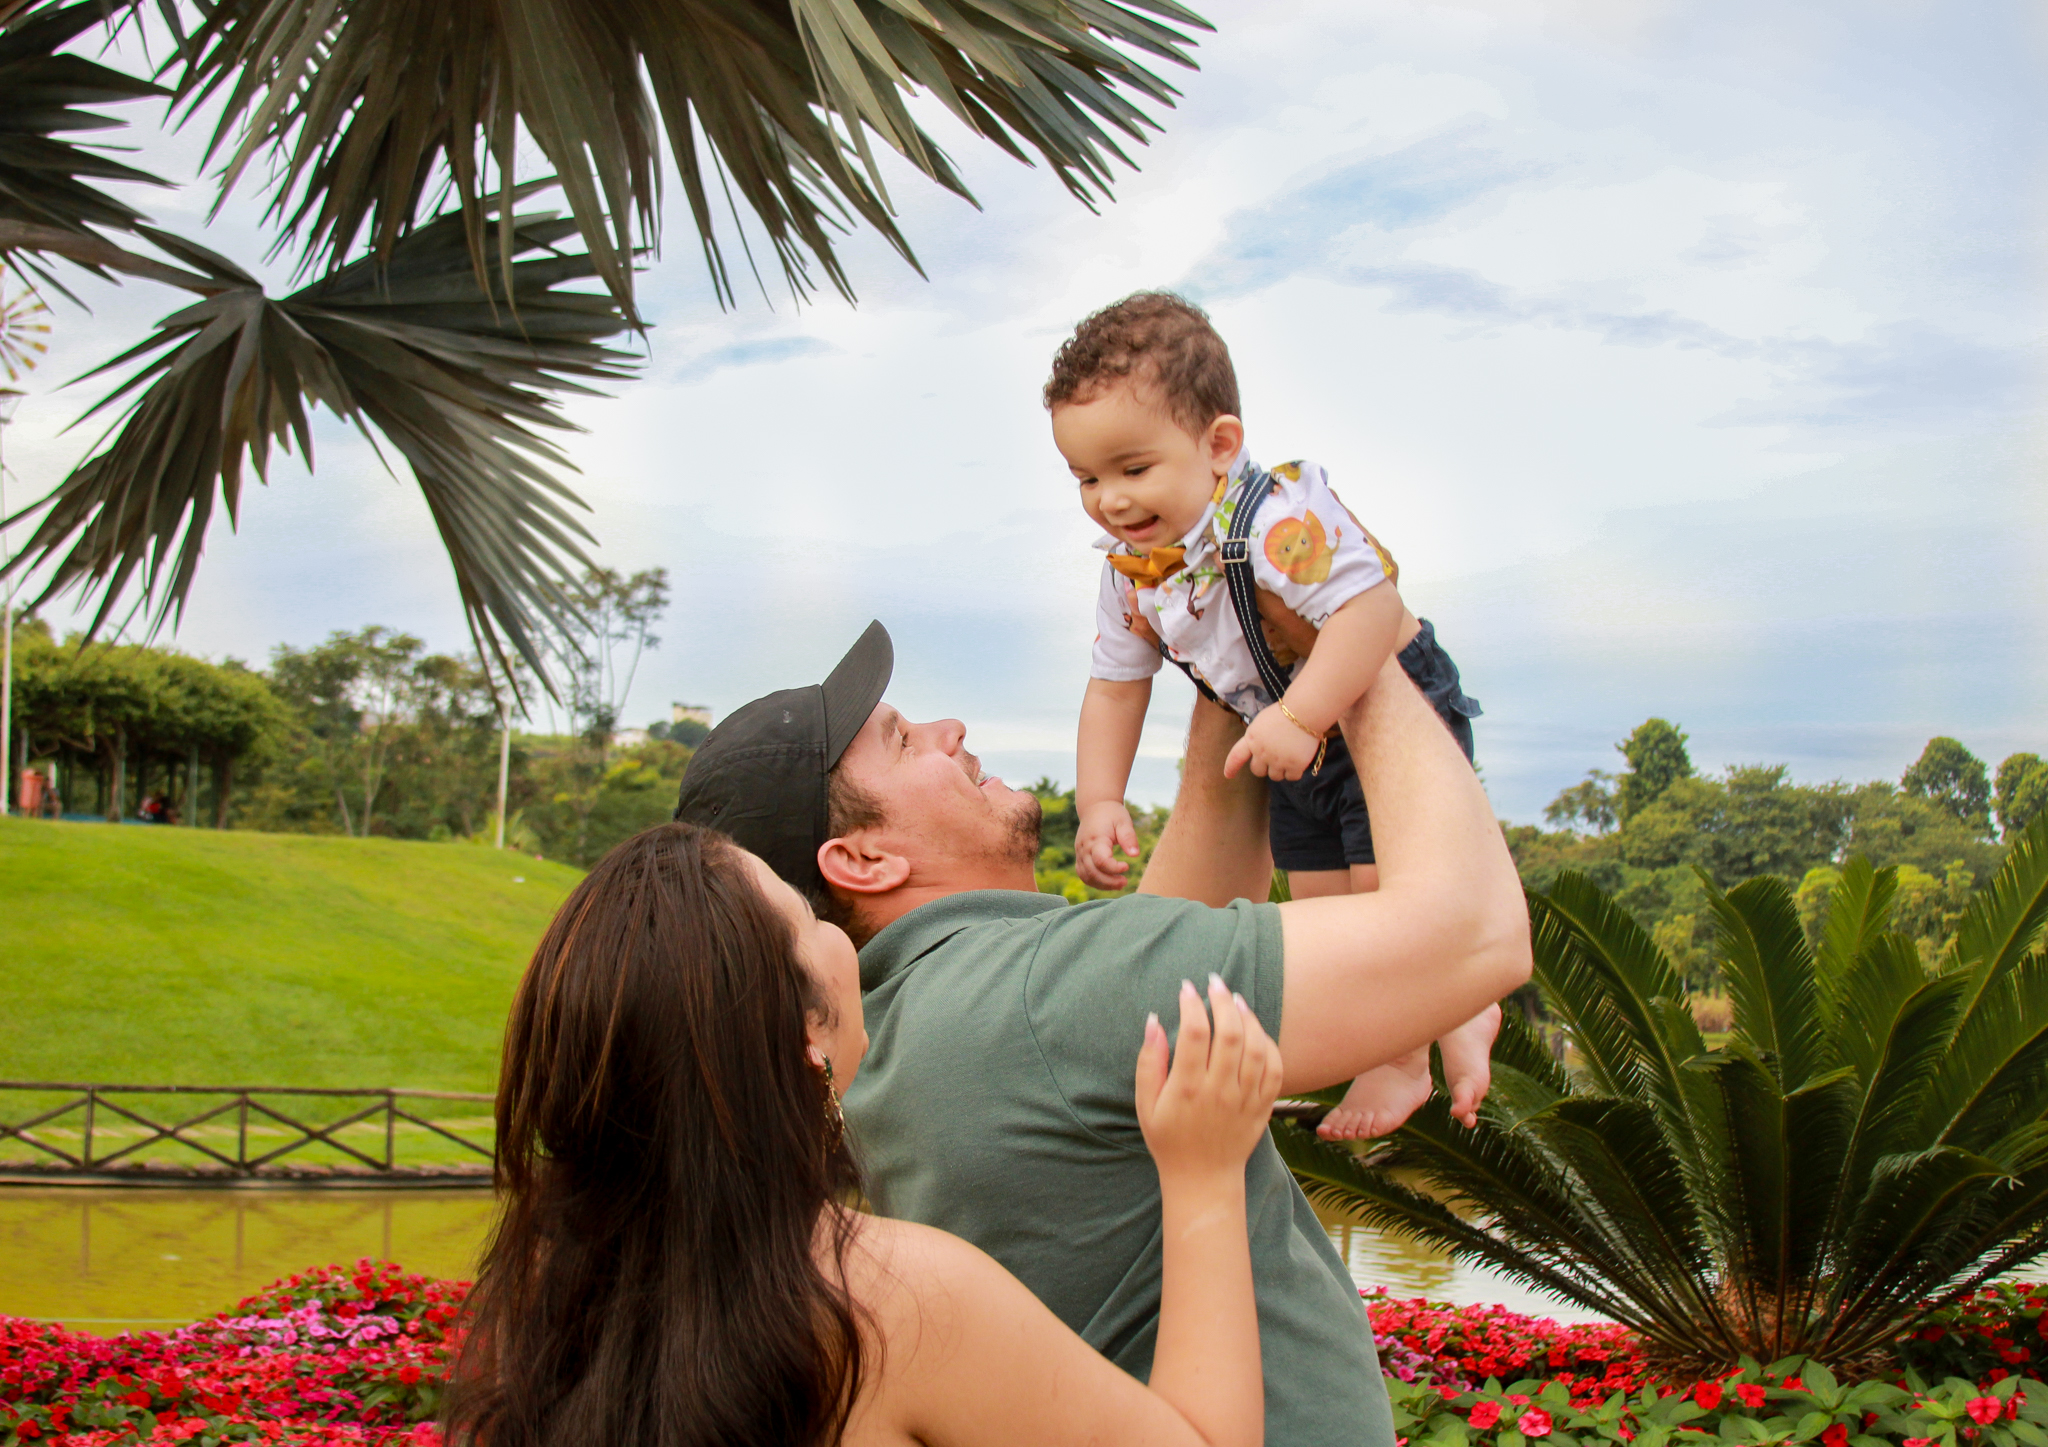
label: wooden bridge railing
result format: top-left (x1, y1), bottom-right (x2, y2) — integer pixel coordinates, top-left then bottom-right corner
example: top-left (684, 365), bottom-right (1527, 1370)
top-left (0, 1081), bottom-right (494, 1176)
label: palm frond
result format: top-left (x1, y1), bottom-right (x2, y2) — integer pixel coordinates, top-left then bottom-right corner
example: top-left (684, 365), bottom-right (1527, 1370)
top-left (0, 0), bottom-right (170, 297)
top-left (1285, 863), bottom-right (2048, 1375)
top-left (1, 202), bottom-right (637, 686)
top-left (1814, 857), bottom-right (1898, 1019)
top-left (167, 0), bottom-right (1210, 313)
top-left (1710, 874), bottom-right (1828, 1090)
top-left (1534, 876), bottom-right (1730, 1223)
top-left (1946, 806), bottom-right (2048, 1000)
top-left (1271, 1111), bottom-right (1654, 1330)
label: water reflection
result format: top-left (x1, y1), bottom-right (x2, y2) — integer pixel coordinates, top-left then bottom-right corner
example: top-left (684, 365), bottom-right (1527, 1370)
top-left (0, 1188), bottom-right (494, 1331)
top-left (1, 1186), bottom-right (1599, 1333)
top-left (1313, 1199), bottom-right (1601, 1322)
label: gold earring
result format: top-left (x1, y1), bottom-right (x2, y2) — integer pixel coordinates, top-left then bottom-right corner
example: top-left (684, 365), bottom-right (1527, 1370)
top-left (814, 1054), bottom-right (847, 1150)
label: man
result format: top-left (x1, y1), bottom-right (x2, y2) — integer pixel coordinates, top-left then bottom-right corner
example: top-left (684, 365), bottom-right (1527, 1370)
top-left (675, 620), bottom-right (1529, 1446)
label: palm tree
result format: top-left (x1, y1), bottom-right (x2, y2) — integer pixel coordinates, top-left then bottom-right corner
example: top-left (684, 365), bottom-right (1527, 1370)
top-left (0, 0), bottom-right (1208, 679)
top-left (1276, 811), bottom-right (2048, 1374)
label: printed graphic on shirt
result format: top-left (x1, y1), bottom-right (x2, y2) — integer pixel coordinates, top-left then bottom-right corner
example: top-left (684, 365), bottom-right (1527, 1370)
top-left (1264, 511), bottom-right (1333, 585)
top-left (1088, 452), bottom-right (1394, 721)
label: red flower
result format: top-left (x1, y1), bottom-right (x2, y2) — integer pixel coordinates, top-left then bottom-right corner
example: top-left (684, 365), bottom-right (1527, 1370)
top-left (1736, 1384), bottom-right (1768, 1409)
top-left (1693, 1382), bottom-right (1723, 1410)
top-left (1968, 1397), bottom-right (2004, 1425)
top-left (1518, 1408), bottom-right (1554, 1437)
top-left (1821, 1423), bottom-right (1849, 1447)
top-left (1470, 1400), bottom-right (1503, 1429)
top-left (1905, 1438), bottom-right (1935, 1446)
top-left (397, 1364), bottom-right (423, 1385)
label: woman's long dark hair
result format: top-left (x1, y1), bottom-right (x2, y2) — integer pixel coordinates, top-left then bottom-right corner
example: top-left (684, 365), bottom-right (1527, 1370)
top-left (445, 822), bottom-right (867, 1447)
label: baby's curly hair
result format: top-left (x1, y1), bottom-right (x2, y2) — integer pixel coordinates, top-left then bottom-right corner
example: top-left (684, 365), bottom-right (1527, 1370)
top-left (1043, 291), bottom-right (1240, 436)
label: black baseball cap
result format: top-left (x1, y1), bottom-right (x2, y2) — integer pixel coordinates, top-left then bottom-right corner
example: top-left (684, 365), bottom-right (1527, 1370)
top-left (672, 620), bottom-right (894, 898)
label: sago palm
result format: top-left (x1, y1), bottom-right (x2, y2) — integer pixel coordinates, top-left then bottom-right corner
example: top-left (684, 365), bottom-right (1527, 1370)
top-left (0, 0), bottom-right (1206, 680)
top-left (1277, 810), bottom-right (2048, 1373)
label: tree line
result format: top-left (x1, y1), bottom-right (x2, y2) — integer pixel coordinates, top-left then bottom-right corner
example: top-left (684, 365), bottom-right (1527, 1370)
top-left (6, 571), bottom-right (686, 867)
top-left (1510, 718), bottom-right (2047, 983)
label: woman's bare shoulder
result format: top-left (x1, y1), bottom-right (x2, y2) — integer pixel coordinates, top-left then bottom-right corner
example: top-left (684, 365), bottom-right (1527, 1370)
top-left (838, 1212), bottom-right (1011, 1323)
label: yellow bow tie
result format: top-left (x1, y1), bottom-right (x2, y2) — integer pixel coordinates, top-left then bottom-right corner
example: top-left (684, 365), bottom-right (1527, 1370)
top-left (1107, 546), bottom-right (1187, 589)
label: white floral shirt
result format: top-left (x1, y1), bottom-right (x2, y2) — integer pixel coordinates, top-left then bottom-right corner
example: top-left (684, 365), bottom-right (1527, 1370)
top-left (1090, 452), bottom-right (1399, 723)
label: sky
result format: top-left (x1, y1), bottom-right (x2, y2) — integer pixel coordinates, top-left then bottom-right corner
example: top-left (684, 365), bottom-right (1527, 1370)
top-left (3, 0), bottom-right (2043, 822)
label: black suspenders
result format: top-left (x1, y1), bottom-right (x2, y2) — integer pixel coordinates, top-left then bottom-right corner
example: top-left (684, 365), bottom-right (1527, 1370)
top-left (1155, 466), bottom-right (1294, 711)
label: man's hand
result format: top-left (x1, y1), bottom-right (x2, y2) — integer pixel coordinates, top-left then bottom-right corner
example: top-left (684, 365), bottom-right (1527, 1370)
top-left (1076, 799), bottom-right (1142, 889)
top-left (1223, 702), bottom-right (1323, 782)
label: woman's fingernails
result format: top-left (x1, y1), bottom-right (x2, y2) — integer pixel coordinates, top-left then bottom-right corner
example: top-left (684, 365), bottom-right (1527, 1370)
top-left (1181, 979), bottom-right (1197, 996)
top-left (1145, 1011), bottom-right (1160, 1034)
top-left (1234, 991), bottom-right (1251, 1012)
top-left (1208, 972), bottom-right (1226, 993)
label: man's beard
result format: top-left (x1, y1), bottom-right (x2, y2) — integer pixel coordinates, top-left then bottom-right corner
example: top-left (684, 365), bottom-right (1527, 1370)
top-left (999, 790), bottom-right (1044, 869)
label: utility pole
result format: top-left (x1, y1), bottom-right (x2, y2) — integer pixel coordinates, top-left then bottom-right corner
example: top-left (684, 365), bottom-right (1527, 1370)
top-left (0, 387), bottom-right (22, 818)
top-left (495, 697), bottom-right (512, 849)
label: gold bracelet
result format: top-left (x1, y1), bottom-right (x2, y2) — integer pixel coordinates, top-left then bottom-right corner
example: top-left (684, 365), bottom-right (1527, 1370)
top-left (1276, 701), bottom-right (1328, 775)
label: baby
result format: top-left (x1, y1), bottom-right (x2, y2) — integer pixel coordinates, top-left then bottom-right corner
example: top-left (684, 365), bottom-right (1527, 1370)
top-left (1045, 292), bottom-right (1498, 1141)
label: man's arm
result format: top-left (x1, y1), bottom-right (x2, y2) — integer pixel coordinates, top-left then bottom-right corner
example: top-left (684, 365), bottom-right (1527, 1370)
top-left (1277, 657), bottom-right (1530, 1093)
top-left (1139, 697), bottom-right (1273, 908)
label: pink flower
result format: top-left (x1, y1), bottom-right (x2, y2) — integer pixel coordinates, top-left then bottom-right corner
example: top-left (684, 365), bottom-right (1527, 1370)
top-left (1518, 1408), bottom-right (1554, 1437)
top-left (1968, 1398), bottom-right (2004, 1426)
top-left (1469, 1400), bottom-right (1503, 1429)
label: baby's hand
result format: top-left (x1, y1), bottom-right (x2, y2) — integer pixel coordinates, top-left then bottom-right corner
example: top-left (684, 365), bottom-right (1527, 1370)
top-left (1076, 799), bottom-right (1142, 890)
top-left (1223, 703), bottom-right (1323, 782)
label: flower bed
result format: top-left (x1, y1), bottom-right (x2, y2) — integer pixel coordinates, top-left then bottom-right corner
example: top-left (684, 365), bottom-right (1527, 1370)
top-left (1, 1262), bottom-right (461, 1445)
top-left (7, 1266), bottom-right (2048, 1445)
top-left (1368, 1290), bottom-right (2048, 1447)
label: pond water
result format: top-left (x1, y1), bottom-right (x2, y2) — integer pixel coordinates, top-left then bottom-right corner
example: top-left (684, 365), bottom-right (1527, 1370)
top-left (0, 1185), bottom-right (1599, 1333)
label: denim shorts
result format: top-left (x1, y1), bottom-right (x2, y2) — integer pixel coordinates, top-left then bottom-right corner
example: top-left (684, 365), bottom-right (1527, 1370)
top-left (1267, 618), bottom-right (1480, 872)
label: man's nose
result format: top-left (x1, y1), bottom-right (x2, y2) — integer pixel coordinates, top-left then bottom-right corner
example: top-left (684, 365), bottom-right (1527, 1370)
top-left (915, 717), bottom-right (968, 754)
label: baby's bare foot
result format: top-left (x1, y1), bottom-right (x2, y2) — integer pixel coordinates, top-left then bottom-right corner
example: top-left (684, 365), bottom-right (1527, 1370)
top-left (1437, 1004), bottom-right (1502, 1129)
top-left (1317, 1050), bottom-right (1431, 1141)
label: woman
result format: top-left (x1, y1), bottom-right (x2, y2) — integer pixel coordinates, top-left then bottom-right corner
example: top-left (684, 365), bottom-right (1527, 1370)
top-left (447, 822), bottom-right (1283, 1447)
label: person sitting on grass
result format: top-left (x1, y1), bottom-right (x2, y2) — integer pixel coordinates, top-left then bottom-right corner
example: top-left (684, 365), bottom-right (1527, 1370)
top-left (671, 619), bottom-right (1531, 1447)
top-left (446, 820), bottom-right (1284, 1447)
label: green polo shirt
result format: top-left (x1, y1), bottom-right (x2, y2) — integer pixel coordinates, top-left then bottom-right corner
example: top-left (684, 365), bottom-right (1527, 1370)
top-left (844, 889), bottom-right (1392, 1447)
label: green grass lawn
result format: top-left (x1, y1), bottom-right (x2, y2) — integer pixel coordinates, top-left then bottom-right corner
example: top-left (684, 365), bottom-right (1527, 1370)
top-left (0, 818), bottom-right (582, 1093)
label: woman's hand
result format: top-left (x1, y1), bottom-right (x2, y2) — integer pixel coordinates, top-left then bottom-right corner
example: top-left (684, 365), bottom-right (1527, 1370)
top-left (1135, 975), bottom-right (1284, 1183)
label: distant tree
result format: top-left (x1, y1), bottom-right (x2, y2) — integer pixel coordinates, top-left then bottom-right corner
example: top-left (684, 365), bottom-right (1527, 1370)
top-left (1615, 718), bottom-right (1693, 822)
top-left (650, 717), bottom-right (710, 749)
top-left (10, 624), bottom-right (283, 823)
top-left (1544, 769), bottom-right (1617, 834)
top-left (268, 628), bottom-right (429, 836)
top-left (1901, 735), bottom-right (1992, 833)
top-left (552, 567), bottom-right (671, 759)
top-left (1996, 752), bottom-right (2048, 840)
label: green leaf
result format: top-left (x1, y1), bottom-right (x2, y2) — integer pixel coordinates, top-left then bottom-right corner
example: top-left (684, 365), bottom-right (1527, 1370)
top-left (166, 0), bottom-right (1212, 314)
top-left (0, 1), bottom-right (171, 296)
top-left (3, 202), bottom-right (636, 690)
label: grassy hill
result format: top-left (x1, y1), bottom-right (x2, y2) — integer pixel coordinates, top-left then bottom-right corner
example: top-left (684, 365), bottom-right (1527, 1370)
top-left (0, 818), bottom-right (582, 1092)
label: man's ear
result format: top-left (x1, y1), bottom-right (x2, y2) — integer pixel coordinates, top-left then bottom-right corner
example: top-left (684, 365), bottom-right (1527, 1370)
top-left (818, 833), bottom-right (911, 897)
top-left (1205, 413), bottom-right (1244, 474)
